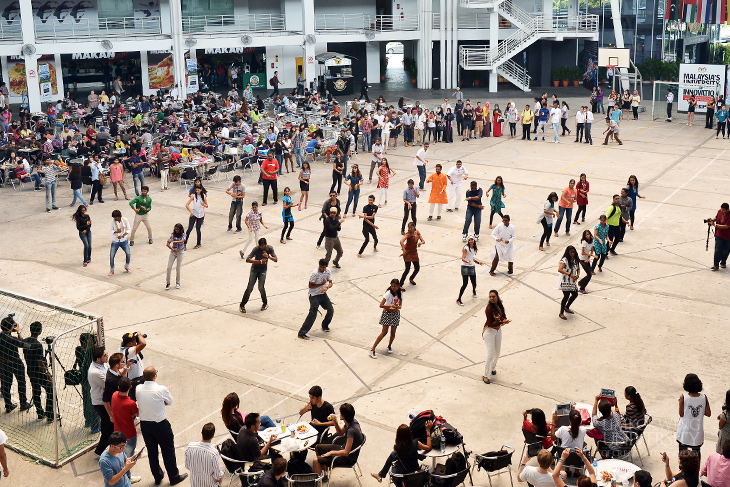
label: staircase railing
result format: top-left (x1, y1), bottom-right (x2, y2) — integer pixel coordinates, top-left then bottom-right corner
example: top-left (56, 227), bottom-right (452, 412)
top-left (497, 59), bottom-right (531, 90)
top-left (499, 0), bottom-right (534, 28)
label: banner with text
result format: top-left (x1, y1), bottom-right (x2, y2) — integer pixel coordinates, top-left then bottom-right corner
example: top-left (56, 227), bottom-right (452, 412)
top-left (186, 58), bottom-right (198, 93)
top-left (678, 63), bottom-right (725, 112)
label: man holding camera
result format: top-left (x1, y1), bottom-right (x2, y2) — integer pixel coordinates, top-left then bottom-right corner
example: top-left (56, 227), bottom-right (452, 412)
top-left (711, 202), bottom-right (730, 271)
top-left (22, 322), bottom-right (56, 422)
top-left (120, 332), bottom-right (146, 381)
top-left (0, 315), bottom-right (32, 413)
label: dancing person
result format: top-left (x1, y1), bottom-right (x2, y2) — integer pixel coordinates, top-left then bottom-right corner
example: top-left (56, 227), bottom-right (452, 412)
top-left (592, 215), bottom-right (611, 273)
top-left (602, 116), bottom-right (623, 145)
top-left (316, 192), bottom-right (340, 248)
top-left (399, 223), bottom-right (424, 288)
top-left (558, 246), bottom-right (580, 320)
top-left (298, 162), bottom-right (311, 210)
top-left (446, 160), bottom-right (468, 212)
top-left (401, 179), bottom-right (419, 235)
top-left (489, 215), bottom-right (515, 276)
top-left (560, 101), bottom-right (572, 136)
top-left (462, 181), bottom-right (484, 241)
top-left (369, 279), bottom-right (403, 358)
top-left (369, 138), bottom-right (384, 184)
top-left (298, 259), bottom-right (334, 340)
top-left (486, 176), bottom-right (506, 229)
top-left (625, 175), bottom-right (645, 230)
top-left (578, 230), bottom-right (597, 295)
top-left (323, 207), bottom-right (344, 268)
top-left (330, 151), bottom-right (344, 195)
top-left (109, 158), bottom-right (128, 201)
top-left (240, 202), bottom-right (267, 258)
top-left (554, 179), bottom-right (576, 237)
top-left (618, 187), bottom-right (633, 244)
top-left (358, 195), bottom-right (379, 258)
top-left (538, 192), bottom-right (559, 251)
top-left (68, 164), bottom-right (89, 208)
top-left (110, 210), bottom-right (131, 275)
top-left (426, 164), bottom-right (448, 221)
top-left (165, 224), bottom-right (185, 290)
top-left (606, 194), bottom-right (622, 255)
top-left (482, 290), bottom-right (509, 384)
top-left (370, 422), bottom-right (432, 482)
top-left (226, 175), bottom-right (245, 232)
top-left (239, 238), bottom-right (277, 314)
top-left (72, 205), bottom-right (92, 266)
top-left (457, 236), bottom-right (485, 305)
top-left (185, 186), bottom-right (207, 249)
top-left (129, 186), bottom-right (153, 246)
top-left (376, 158), bottom-right (395, 207)
top-left (260, 152), bottom-right (279, 205)
top-left (573, 174), bottom-right (589, 225)
top-left (344, 165), bottom-right (363, 217)
top-left (281, 188), bottom-right (295, 243)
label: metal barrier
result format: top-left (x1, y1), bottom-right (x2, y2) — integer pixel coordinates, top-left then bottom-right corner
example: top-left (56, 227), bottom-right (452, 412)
top-left (0, 22), bottom-right (22, 41)
top-left (34, 16), bottom-right (161, 39)
top-left (315, 13), bottom-right (370, 32)
top-left (182, 14), bottom-right (287, 34)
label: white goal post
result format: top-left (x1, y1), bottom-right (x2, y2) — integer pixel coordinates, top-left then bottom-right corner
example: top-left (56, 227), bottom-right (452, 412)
top-left (651, 81), bottom-right (723, 122)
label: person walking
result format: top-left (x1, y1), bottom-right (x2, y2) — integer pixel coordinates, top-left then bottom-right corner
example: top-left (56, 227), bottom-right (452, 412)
top-left (165, 224), bottom-right (185, 290)
top-left (617, 187), bottom-right (633, 244)
top-left (68, 165), bottom-right (89, 208)
top-left (401, 179), bottom-right (419, 235)
top-left (550, 102), bottom-right (562, 143)
top-left (89, 157), bottom-right (105, 205)
top-left (538, 192), bottom-right (559, 251)
top-left (426, 164), bottom-right (448, 221)
top-left (109, 158), bottom-right (128, 200)
top-left (281, 187), bottom-right (295, 243)
top-left (462, 180), bottom-right (484, 241)
top-left (625, 175), bottom-right (645, 230)
top-left (269, 71), bottom-right (280, 98)
top-left (558, 246), bottom-right (580, 320)
top-left (486, 176), bottom-right (506, 229)
top-left (489, 215), bottom-right (515, 276)
top-left (136, 367), bottom-right (188, 486)
top-left (399, 222), bottom-right (424, 288)
top-left (239, 238), bottom-right (277, 313)
top-left (457, 236), bottom-right (485, 305)
top-left (573, 174), bottom-right (589, 225)
top-left (413, 142), bottom-right (428, 190)
top-left (185, 186), bottom-right (208, 250)
top-left (606, 194), bottom-right (623, 255)
top-left (376, 159), bottom-right (395, 207)
top-left (446, 160), bottom-right (468, 212)
top-left (129, 186), bottom-right (152, 246)
top-left (226, 175), bottom-right (245, 233)
top-left (578, 230), bottom-right (597, 294)
top-left (554, 179), bottom-right (577, 237)
top-left (592, 214), bottom-right (611, 273)
top-left (72, 205), bottom-right (92, 266)
top-left (323, 207), bottom-right (344, 268)
top-left (369, 138), bottom-right (384, 184)
top-left (369, 279), bottom-right (403, 358)
top-left (260, 153), bottom-right (279, 206)
top-left (357, 195), bottom-right (379, 258)
top-left (482, 290), bottom-right (509, 384)
top-left (575, 106), bottom-right (585, 142)
top-left (297, 162), bottom-right (311, 210)
top-left (343, 165), bottom-right (363, 217)
top-left (110, 210), bottom-right (131, 275)
top-left (240, 202), bottom-right (267, 258)
top-left (298, 259), bottom-right (334, 340)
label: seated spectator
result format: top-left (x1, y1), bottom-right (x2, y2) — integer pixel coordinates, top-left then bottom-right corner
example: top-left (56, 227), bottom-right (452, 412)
top-left (701, 440), bottom-right (730, 487)
top-left (235, 413), bottom-right (278, 465)
top-left (221, 393), bottom-right (275, 434)
top-left (592, 396), bottom-right (628, 445)
top-left (552, 448), bottom-right (599, 487)
top-left (523, 408), bottom-right (553, 449)
top-left (622, 386), bottom-right (646, 427)
top-left (551, 409), bottom-right (586, 449)
top-left (517, 449), bottom-right (556, 487)
top-left (256, 458), bottom-right (287, 487)
top-left (305, 136), bottom-right (321, 162)
top-left (298, 385), bottom-right (335, 437)
top-left (663, 450), bottom-right (700, 487)
top-left (370, 421), bottom-right (432, 483)
top-left (313, 403), bottom-right (364, 475)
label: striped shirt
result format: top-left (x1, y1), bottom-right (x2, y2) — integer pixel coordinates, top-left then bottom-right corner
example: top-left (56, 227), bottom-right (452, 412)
top-left (185, 441), bottom-right (224, 487)
top-left (293, 132), bottom-right (306, 149)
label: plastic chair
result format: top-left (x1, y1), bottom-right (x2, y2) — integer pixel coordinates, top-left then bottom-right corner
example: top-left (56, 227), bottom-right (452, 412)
top-left (180, 167), bottom-right (198, 190)
top-left (474, 445), bottom-right (514, 487)
top-left (389, 468), bottom-right (430, 487)
top-left (286, 472), bottom-right (325, 487)
top-left (430, 460), bottom-right (471, 487)
top-left (326, 434), bottom-right (366, 487)
top-left (219, 161), bottom-right (236, 181)
top-left (622, 414), bottom-right (652, 462)
top-left (597, 431), bottom-right (637, 462)
top-left (521, 429), bottom-right (548, 460)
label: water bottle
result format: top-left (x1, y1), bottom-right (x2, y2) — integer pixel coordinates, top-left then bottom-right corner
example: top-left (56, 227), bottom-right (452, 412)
top-left (592, 459), bottom-right (598, 469)
top-left (440, 433), bottom-right (446, 453)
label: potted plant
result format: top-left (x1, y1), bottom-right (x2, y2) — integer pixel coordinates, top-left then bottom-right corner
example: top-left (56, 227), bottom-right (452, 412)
top-left (571, 66), bottom-right (582, 87)
top-left (404, 58), bottom-right (417, 84)
top-left (551, 68), bottom-right (560, 87)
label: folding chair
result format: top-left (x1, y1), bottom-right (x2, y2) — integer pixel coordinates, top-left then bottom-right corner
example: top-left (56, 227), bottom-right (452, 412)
top-left (286, 473), bottom-right (325, 487)
top-left (326, 434), bottom-right (366, 487)
top-left (623, 414), bottom-right (652, 461)
top-left (521, 429), bottom-right (548, 460)
top-left (389, 467), bottom-right (430, 487)
top-left (474, 445), bottom-right (514, 487)
top-left (597, 431), bottom-right (637, 462)
top-left (180, 167), bottom-right (198, 190)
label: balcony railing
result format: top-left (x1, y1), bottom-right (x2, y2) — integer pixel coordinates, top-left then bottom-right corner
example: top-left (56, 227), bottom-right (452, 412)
top-left (0, 22), bottom-right (22, 41)
top-left (34, 16), bottom-right (161, 39)
top-left (182, 14), bottom-right (287, 34)
top-left (372, 14), bottom-right (420, 31)
top-left (315, 13), bottom-right (370, 32)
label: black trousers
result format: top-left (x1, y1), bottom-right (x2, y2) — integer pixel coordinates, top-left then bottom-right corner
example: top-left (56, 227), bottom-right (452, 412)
top-left (667, 103), bottom-right (673, 120)
top-left (509, 122), bottom-right (516, 137)
top-left (717, 121), bottom-right (726, 138)
top-left (560, 290), bottom-right (578, 314)
top-left (458, 274), bottom-right (477, 301)
top-left (575, 123), bottom-right (584, 142)
top-left (456, 119), bottom-right (463, 136)
top-left (522, 123), bottom-right (531, 139)
top-left (540, 219), bottom-right (552, 247)
top-left (618, 220), bottom-right (627, 243)
top-left (591, 253), bottom-right (607, 271)
top-left (93, 404), bottom-right (114, 455)
top-left (29, 374), bottom-right (54, 418)
top-left (489, 209), bottom-right (503, 226)
top-left (578, 260), bottom-right (592, 290)
top-left (706, 108), bottom-right (714, 129)
top-left (1, 361), bottom-right (27, 407)
top-left (400, 261), bottom-right (420, 286)
top-left (262, 179), bottom-right (278, 204)
top-left (140, 419), bottom-right (182, 483)
top-left (533, 116), bottom-right (539, 133)
top-left (402, 203), bottom-right (417, 232)
top-left (359, 225), bottom-right (378, 254)
top-left (185, 216), bottom-right (204, 246)
top-left (574, 205), bottom-right (587, 222)
top-left (91, 179), bottom-right (104, 202)
top-left (330, 172), bottom-right (342, 194)
top-left (608, 225), bottom-right (621, 252)
top-left (281, 221), bottom-right (294, 240)
top-left (560, 118), bottom-right (570, 135)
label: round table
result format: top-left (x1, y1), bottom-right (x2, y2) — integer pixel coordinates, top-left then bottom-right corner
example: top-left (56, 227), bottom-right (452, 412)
top-left (594, 459), bottom-right (641, 487)
top-left (420, 444), bottom-right (461, 469)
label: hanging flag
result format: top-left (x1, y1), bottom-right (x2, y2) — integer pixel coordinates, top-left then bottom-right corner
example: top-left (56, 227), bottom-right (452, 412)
top-left (667, 0), bottom-right (679, 19)
top-left (684, 0), bottom-right (698, 22)
top-left (703, 0), bottom-right (712, 22)
top-left (719, 0), bottom-right (727, 23)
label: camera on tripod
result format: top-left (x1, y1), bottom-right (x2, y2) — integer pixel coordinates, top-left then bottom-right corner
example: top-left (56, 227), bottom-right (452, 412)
top-left (704, 218), bottom-right (714, 224)
top-left (43, 336), bottom-right (55, 345)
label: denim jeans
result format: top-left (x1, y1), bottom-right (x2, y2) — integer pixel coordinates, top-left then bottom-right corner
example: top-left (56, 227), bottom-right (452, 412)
top-left (298, 294), bottom-right (334, 335)
top-left (45, 180), bottom-right (57, 210)
top-left (553, 122), bottom-right (560, 142)
top-left (276, 154), bottom-right (284, 175)
top-left (361, 133), bottom-right (372, 153)
top-left (23, 174), bottom-right (42, 189)
top-left (132, 172), bottom-right (145, 196)
top-left (345, 189), bottom-right (360, 215)
top-left (554, 206), bottom-right (572, 234)
top-left (124, 435), bottom-right (138, 458)
top-left (110, 240), bottom-right (131, 270)
top-left (462, 207), bottom-right (482, 235)
top-left (240, 269), bottom-right (267, 306)
top-left (417, 165), bottom-right (426, 190)
top-left (79, 230), bottom-right (92, 262)
top-left (714, 236), bottom-right (730, 266)
top-left (71, 188), bottom-right (88, 206)
top-left (294, 148), bottom-right (304, 167)
top-left (260, 415), bottom-right (276, 429)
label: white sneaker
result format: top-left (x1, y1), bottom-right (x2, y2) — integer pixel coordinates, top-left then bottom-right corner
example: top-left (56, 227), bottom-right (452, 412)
top-left (130, 476), bottom-right (142, 484)
top-left (369, 350), bottom-right (377, 359)
top-left (462, 234), bottom-right (467, 242)
top-left (176, 283), bottom-right (180, 289)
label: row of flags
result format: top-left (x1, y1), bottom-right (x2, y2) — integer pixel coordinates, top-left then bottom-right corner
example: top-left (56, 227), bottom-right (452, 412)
top-left (666, 0), bottom-right (728, 23)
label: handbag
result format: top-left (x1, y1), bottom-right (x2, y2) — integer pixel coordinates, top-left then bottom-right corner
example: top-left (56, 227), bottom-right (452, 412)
top-left (99, 172), bottom-right (108, 186)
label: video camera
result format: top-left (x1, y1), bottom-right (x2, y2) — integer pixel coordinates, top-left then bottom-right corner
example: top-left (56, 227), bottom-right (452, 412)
top-left (43, 336), bottom-right (55, 345)
top-left (704, 218), bottom-right (714, 224)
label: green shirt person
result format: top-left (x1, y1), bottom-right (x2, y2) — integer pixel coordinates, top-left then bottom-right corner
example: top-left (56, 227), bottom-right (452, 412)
top-left (129, 186), bottom-right (153, 245)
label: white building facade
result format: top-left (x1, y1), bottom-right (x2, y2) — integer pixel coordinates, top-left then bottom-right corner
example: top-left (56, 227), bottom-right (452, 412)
top-left (0, 0), bottom-right (599, 112)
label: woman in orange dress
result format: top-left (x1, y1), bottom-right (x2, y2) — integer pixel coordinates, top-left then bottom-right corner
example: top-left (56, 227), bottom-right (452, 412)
top-left (426, 164), bottom-right (448, 220)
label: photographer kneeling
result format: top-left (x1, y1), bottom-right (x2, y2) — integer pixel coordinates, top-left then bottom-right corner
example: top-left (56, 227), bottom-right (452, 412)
top-left (710, 203), bottom-right (730, 271)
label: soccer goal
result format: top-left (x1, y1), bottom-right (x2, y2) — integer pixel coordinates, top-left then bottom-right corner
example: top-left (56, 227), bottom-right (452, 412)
top-left (0, 289), bottom-right (103, 467)
top-left (651, 81), bottom-right (723, 123)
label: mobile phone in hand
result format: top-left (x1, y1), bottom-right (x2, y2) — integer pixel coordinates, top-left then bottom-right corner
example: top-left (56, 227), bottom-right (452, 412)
top-left (132, 446), bottom-right (146, 461)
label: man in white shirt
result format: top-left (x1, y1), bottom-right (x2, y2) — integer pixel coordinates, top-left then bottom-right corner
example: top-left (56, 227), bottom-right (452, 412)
top-left (298, 259), bottom-right (334, 340)
top-left (517, 449), bottom-right (557, 487)
top-left (602, 118), bottom-right (623, 146)
top-left (441, 98), bottom-right (452, 114)
top-left (549, 103), bottom-right (562, 143)
top-left (120, 332), bottom-right (146, 380)
top-left (381, 117), bottom-right (393, 153)
top-left (88, 346), bottom-right (111, 455)
top-left (446, 160), bottom-right (468, 211)
top-left (185, 423), bottom-right (223, 487)
top-left (219, 125), bottom-right (229, 139)
top-left (489, 215), bottom-right (516, 276)
top-left (169, 85), bottom-right (178, 101)
top-left (666, 89), bottom-right (674, 121)
top-left (414, 111), bottom-right (426, 146)
top-left (369, 139), bottom-right (384, 184)
top-left (110, 210), bottom-right (131, 275)
top-left (533, 98), bottom-right (542, 133)
top-left (413, 142), bottom-right (429, 191)
top-left (574, 107), bottom-right (585, 143)
top-left (584, 108), bottom-right (594, 145)
top-left (136, 367), bottom-right (188, 486)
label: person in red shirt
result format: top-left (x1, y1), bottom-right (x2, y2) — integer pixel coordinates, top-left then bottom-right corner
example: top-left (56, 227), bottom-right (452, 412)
top-left (711, 202), bottom-right (730, 270)
top-left (260, 153), bottom-right (279, 206)
top-left (573, 173), bottom-right (589, 225)
top-left (111, 377), bottom-right (140, 459)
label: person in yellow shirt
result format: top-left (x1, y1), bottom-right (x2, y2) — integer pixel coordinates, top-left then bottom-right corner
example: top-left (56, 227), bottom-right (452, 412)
top-left (520, 105), bottom-right (533, 140)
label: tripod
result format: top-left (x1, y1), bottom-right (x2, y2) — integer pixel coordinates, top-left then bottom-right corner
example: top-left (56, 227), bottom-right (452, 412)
top-left (706, 222), bottom-right (715, 251)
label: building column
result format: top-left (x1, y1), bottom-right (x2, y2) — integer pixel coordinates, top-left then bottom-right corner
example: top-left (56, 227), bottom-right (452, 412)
top-left (488, 9), bottom-right (499, 92)
top-left (141, 51), bottom-right (150, 95)
top-left (444, 0), bottom-right (451, 89)
top-left (302, 0), bottom-right (317, 86)
top-left (366, 42), bottom-right (380, 87)
top-left (439, 0), bottom-right (445, 90)
top-left (19, 0), bottom-right (41, 112)
top-left (54, 54), bottom-right (65, 99)
top-left (451, 0), bottom-right (458, 89)
top-left (169, 0), bottom-right (187, 99)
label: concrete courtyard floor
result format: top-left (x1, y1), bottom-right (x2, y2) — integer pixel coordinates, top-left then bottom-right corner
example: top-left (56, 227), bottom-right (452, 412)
top-left (2, 89), bottom-right (728, 487)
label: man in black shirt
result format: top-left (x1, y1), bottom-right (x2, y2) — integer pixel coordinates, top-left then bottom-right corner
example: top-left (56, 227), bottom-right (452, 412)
top-left (298, 385), bottom-right (335, 434)
top-left (323, 207), bottom-right (344, 268)
top-left (316, 192), bottom-right (341, 248)
top-left (23, 321), bottom-right (56, 422)
top-left (0, 315), bottom-right (32, 412)
top-left (240, 238), bottom-right (278, 314)
top-left (454, 100), bottom-right (464, 137)
top-left (256, 458), bottom-right (287, 487)
top-left (236, 413), bottom-right (278, 462)
top-left (358, 195), bottom-right (379, 257)
top-left (336, 129), bottom-right (350, 174)
top-left (102, 352), bottom-right (128, 423)
top-left (462, 102), bottom-right (474, 141)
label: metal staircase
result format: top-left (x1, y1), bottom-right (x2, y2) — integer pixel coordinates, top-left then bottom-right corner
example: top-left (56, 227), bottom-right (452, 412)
top-left (496, 59), bottom-right (531, 91)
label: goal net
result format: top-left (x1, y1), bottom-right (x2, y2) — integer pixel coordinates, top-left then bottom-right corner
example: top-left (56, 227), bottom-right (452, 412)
top-left (0, 289), bottom-right (103, 467)
top-left (651, 81), bottom-right (723, 123)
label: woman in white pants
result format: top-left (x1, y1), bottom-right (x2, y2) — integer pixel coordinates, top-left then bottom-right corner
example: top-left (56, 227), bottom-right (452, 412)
top-left (482, 290), bottom-right (510, 384)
